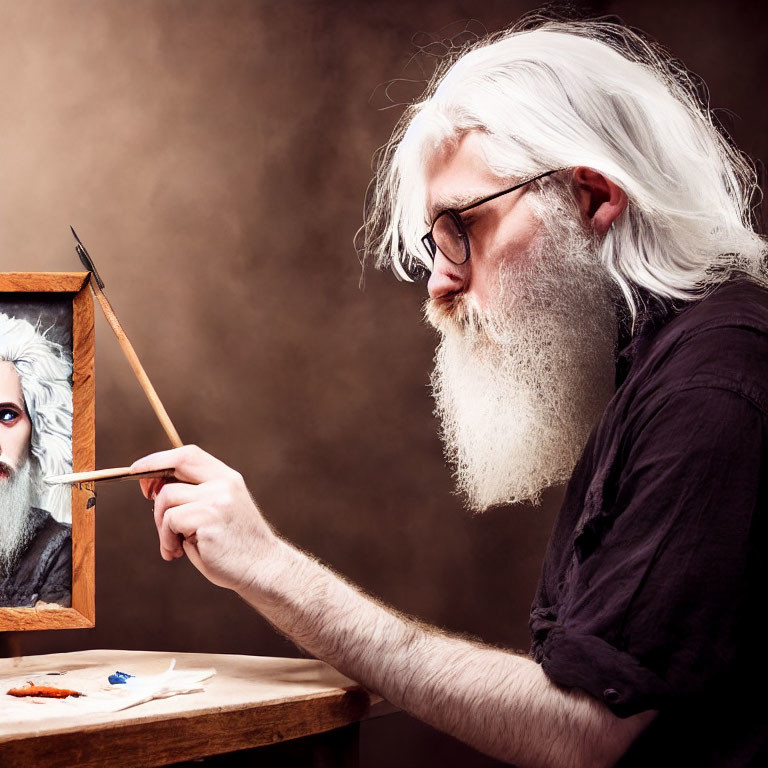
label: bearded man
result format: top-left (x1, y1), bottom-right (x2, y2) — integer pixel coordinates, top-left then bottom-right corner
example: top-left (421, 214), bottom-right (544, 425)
top-left (0, 312), bottom-right (73, 608)
top-left (134, 19), bottom-right (768, 767)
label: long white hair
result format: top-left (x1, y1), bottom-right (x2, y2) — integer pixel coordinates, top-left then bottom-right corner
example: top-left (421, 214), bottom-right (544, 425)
top-left (362, 18), bottom-right (766, 319)
top-left (0, 312), bottom-right (73, 523)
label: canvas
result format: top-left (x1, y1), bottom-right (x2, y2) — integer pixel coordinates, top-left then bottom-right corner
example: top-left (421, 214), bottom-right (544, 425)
top-left (0, 273), bottom-right (94, 631)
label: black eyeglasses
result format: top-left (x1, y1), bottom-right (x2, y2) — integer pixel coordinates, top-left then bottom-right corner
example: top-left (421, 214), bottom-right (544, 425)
top-left (414, 169), bottom-right (559, 278)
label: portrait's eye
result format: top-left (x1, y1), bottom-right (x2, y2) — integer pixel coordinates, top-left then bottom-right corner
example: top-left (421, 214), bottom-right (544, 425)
top-left (0, 407), bottom-right (20, 424)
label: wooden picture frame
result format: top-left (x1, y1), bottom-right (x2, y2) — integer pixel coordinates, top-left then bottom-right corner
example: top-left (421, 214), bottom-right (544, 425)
top-left (0, 273), bottom-right (95, 631)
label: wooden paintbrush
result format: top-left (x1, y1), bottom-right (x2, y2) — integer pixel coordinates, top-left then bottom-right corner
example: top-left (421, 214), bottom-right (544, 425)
top-left (71, 226), bottom-right (183, 449)
top-left (46, 467), bottom-right (176, 486)
top-left (44, 228), bottom-right (184, 486)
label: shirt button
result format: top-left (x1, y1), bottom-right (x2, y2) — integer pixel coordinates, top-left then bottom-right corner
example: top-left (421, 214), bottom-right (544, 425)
top-left (603, 688), bottom-right (620, 704)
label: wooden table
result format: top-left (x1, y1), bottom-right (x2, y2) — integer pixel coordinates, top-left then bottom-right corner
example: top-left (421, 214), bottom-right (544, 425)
top-left (0, 649), bottom-right (394, 767)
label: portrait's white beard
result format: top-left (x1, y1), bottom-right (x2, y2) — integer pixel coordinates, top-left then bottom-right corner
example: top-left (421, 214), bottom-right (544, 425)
top-left (0, 457), bottom-right (36, 574)
top-left (427, 205), bottom-right (618, 511)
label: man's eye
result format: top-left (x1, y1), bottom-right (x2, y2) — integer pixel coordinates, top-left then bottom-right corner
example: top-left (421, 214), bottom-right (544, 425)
top-left (0, 409), bottom-right (20, 423)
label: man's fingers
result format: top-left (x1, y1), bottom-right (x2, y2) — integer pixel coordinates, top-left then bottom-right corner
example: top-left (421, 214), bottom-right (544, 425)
top-left (154, 482), bottom-right (201, 510)
top-left (153, 482), bottom-right (199, 528)
top-left (131, 444), bottom-right (229, 486)
top-left (140, 477), bottom-right (167, 500)
top-left (162, 503), bottom-right (208, 561)
top-left (153, 484), bottom-right (202, 558)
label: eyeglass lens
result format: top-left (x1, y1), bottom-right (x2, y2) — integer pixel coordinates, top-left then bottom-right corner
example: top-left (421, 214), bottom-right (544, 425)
top-left (432, 211), bottom-right (469, 265)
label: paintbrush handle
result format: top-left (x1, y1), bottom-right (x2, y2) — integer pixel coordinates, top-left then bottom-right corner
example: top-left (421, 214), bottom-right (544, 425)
top-left (45, 467), bottom-right (176, 485)
top-left (90, 277), bottom-right (184, 449)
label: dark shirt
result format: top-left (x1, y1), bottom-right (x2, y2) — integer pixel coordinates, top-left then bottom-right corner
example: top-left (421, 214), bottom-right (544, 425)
top-left (530, 276), bottom-right (768, 766)
top-left (0, 507), bottom-right (72, 608)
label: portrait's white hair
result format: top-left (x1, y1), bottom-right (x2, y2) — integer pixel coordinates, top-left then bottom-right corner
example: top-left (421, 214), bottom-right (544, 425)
top-left (0, 312), bottom-right (73, 523)
top-left (362, 18), bottom-right (766, 319)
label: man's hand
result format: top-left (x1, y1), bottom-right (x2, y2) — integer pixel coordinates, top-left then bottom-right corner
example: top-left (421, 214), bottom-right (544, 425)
top-left (131, 445), bottom-right (278, 593)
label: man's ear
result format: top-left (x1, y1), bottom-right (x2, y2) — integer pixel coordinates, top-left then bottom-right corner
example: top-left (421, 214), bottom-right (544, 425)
top-left (572, 167), bottom-right (627, 236)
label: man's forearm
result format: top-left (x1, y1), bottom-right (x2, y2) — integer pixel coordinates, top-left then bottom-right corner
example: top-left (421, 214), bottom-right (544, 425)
top-left (238, 538), bottom-right (651, 768)
top-left (135, 444), bottom-right (653, 767)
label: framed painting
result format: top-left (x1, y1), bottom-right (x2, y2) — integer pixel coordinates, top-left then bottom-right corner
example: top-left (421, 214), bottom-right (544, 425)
top-left (0, 273), bottom-right (95, 631)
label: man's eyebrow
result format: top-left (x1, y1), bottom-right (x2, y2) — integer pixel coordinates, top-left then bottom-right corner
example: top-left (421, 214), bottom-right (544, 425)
top-left (427, 188), bottom-right (501, 221)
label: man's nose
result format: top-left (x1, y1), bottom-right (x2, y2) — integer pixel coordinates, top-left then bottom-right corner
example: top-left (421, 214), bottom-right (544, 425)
top-left (427, 251), bottom-right (468, 299)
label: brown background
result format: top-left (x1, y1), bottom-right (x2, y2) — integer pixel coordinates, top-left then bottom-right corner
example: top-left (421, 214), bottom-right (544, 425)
top-left (0, 1), bottom-right (765, 765)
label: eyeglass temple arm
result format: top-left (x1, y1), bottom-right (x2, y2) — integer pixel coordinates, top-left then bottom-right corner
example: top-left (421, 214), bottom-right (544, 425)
top-left (456, 168), bottom-right (561, 214)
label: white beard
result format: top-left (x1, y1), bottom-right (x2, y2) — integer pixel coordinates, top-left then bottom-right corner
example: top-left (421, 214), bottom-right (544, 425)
top-left (0, 457), bottom-right (36, 574)
top-left (427, 206), bottom-right (618, 511)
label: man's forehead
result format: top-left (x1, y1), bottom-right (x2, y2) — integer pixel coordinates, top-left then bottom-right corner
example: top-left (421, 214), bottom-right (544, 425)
top-left (424, 132), bottom-right (509, 220)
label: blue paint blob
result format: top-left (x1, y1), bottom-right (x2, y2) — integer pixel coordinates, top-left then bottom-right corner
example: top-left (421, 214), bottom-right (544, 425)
top-left (108, 671), bottom-right (135, 685)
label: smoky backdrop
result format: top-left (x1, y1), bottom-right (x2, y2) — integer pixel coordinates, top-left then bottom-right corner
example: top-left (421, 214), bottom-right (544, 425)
top-left (0, 1), bottom-right (765, 765)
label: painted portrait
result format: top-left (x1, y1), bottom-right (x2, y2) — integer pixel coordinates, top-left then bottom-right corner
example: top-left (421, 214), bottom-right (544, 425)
top-left (0, 273), bottom-right (94, 630)
top-left (0, 303), bottom-right (73, 608)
